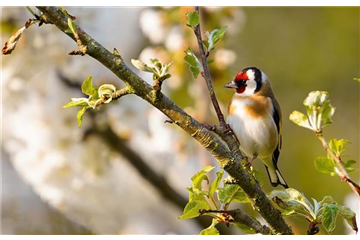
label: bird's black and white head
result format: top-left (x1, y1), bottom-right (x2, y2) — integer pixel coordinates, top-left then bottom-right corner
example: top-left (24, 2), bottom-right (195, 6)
top-left (224, 67), bottom-right (269, 96)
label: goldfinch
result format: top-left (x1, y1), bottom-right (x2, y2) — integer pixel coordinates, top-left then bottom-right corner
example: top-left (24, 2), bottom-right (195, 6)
top-left (224, 67), bottom-right (288, 188)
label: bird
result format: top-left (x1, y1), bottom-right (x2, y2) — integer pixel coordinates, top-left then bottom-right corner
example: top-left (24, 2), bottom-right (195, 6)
top-left (224, 67), bottom-right (288, 188)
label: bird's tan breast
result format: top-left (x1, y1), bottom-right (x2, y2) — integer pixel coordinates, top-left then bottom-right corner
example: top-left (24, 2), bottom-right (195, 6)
top-left (227, 95), bottom-right (278, 158)
top-left (228, 95), bottom-right (272, 118)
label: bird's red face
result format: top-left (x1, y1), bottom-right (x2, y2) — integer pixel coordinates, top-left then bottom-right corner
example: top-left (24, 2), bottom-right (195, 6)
top-left (224, 70), bottom-right (249, 94)
top-left (224, 67), bottom-right (264, 96)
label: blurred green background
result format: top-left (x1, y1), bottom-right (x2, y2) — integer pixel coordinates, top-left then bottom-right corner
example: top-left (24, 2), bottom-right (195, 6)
top-left (1, 6), bottom-right (359, 235)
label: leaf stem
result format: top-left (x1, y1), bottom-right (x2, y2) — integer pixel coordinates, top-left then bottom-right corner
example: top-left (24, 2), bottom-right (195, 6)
top-left (209, 195), bottom-right (219, 211)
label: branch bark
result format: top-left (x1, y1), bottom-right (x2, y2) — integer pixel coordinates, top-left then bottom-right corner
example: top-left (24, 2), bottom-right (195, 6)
top-left (35, 6), bottom-right (292, 234)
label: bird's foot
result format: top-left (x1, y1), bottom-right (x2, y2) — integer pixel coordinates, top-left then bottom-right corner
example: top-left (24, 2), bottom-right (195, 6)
top-left (245, 154), bottom-right (258, 168)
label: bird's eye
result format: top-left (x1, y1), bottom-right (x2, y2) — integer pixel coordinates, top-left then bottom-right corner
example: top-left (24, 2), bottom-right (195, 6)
top-left (241, 80), bottom-right (247, 85)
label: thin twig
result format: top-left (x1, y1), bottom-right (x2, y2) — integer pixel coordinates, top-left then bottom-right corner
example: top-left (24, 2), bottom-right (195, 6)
top-left (112, 87), bottom-right (133, 100)
top-left (193, 7), bottom-right (245, 162)
top-left (316, 133), bottom-right (360, 199)
top-left (193, 6), bottom-right (226, 127)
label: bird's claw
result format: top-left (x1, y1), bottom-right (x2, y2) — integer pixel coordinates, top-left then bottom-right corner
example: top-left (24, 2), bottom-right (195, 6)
top-left (244, 161), bottom-right (252, 168)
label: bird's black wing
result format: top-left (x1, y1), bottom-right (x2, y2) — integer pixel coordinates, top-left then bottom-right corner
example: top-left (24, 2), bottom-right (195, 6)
top-left (271, 97), bottom-right (282, 165)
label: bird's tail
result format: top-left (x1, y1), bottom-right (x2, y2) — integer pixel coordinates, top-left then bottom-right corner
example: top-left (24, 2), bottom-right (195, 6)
top-left (265, 165), bottom-right (288, 188)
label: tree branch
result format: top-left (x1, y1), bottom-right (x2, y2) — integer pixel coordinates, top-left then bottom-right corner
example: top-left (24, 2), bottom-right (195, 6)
top-left (35, 7), bottom-right (293, 234)
top-left (316, 132), bottom-right (360, 199)
top-left (200, 209), bottom-right (271, 235)
top-left (194, 6), bottom-right (226, 127)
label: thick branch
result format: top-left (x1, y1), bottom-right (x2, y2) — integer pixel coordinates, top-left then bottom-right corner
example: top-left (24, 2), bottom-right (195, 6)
top-left (36, 7), bottom-right (292, 234)
top-left (317, 133), bottom-right (360, 199)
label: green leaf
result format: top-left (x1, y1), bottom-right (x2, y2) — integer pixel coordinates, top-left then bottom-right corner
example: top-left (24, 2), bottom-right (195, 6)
top-left (314, 157), bottom-right (336, 174)
top-left (201, 40), bottom-right (209, 51)
top-left (187, 186), bottom-right (208, 199)
top-left (188, 166), bottom-right (214, 202)
top-left (208, 170), bottom-right (223, 199)
top-left (319, 196), bottom-right (336, 205)
top-left (303, 91), bottom-right (335, 130)
top-left (131, 59), bottom-right (153, 73)
top-left (233, 190), bottom-right (250, 203)
top-left (321, 100), bottom-right (335, 127)
top-left (353, 78), bottom-right (360, 83)
top-left (322, 203), bottom-right (339, 234)
top-left (191, 165), bottom-right (214, 189)
top-left (81, 76), bottom-right (98, 97)
top-left (199, 219), bottom-right (220, 240)
top-left (343, 160), bottom-right (357, 173)
top-left (67, 18), bottom-right (77, 37)
top-left (178, 200), bottom-right (209, 220)
top-left (312, 198), bottom-right (321, 216)
top-left (131, 58), bottom-right (172, 81)
top-left (77, 107), bottom-right (88, 128)
top-left (338, 205), bottom-right (358, 233)
top-left (63, 98), bottom-right (89, 108)
top-left (186, 11), bottom-right (199, 28)
top-left (217, 184), bottom-right (249, 204)
top-left (314, 196), bottom-right (336, 220)
top-left (232, 222), bottom-right (256, 234)
top-left (184, 48), bottom-right (203, 79)
top-left (344, 160), bottom-right (356, 168)
top-left (268, 188), bottom-right (315, 219)
top-left (289, 111), bottom-right (313, 130)
top-left (98, 84), bottom-right (116, 103)
top-left (205, 26), bottom-right (227, 51)
top-left (328, 139), bottom-right (351, 157)
top-left (218, 184), bottom-right (239, 205)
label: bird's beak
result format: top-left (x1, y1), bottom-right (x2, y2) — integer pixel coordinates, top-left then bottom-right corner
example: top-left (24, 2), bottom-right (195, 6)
top-left (224, 81), bottom-right (237, 89)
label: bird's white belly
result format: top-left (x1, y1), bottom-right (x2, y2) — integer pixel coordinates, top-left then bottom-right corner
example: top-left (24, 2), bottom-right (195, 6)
top-left (227, 101), bottom-right (277, 159)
